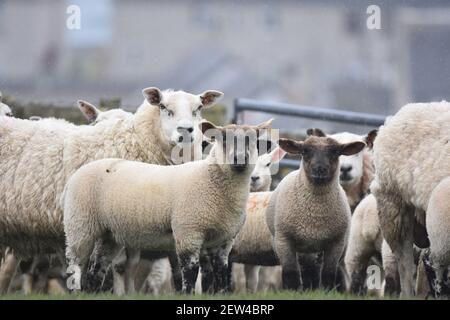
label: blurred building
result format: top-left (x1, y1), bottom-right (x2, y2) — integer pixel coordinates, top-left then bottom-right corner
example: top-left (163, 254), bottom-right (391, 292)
top-left (0, 0), bottom-right (449, 132)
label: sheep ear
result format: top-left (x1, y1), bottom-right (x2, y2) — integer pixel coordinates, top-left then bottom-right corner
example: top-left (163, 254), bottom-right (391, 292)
top-left (306, 128), bottom-right (326, 137)
top-left (199, 90), bottom-right (223, 108)
top-left (364, 129), bottom-right (378, 149)
top-left (270, 146), bottom-right (287, 163)
top-left (256, 118), bottom-right (274, 130)
top-left (340, 141), bottom-right (366, 156)
top-left (143, 87), bottom-right (163, 105)
top-left (200, 121), bottom-right (223, 140)
top-left (255, 118), bottom-right (274, 137)
top-left (78, 100), bottom-right (100, 123)
top-left (278, 138), bottom-right (303, 155)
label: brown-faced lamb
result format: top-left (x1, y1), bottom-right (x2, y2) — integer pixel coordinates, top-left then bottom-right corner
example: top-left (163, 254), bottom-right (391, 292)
top-left (265, 128), bottom-right (365, 290)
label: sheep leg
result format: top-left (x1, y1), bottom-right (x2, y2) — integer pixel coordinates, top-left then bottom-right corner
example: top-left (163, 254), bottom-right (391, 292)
top-left (65, 232), bottom-right (98, 293)
top-left (124, 248), bottom-right (140, 295)
top-left (32, 256), bottom-right (51, 294)
top-left (168, 253), bottom-right (182, 293)
top-left (199, 252), bottom-right (214, 294)
top-left (422, 248), bottom-right (450, 299)
top-left (244, 265), bottom-right (260, 293)
top-left (179, 251), bottom-right (200, 294)
top-left (377, 193), bottom-right (415, 297)
top-left (20, 257), bottom-right (38, 294)
top-left (275, 236), bottom-right (300, 290)
top-left (0, 250), bottom-right (19, 294)
top-left (298, 253), bottom-right (321, 290)
top-left (112, 247), bottom-right (127, 295)
top-left (211, 242), bottom-right (233, 294)
top-left (322, 239), bottom-right (345, 291)
top-left (345, 240), bottom-right (375, 295)
top-left (381, 240), bottom-right (400, 296)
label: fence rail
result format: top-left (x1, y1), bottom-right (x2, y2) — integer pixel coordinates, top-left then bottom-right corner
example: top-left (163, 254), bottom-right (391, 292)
top-left (233, 98), bottom-right (386, 126)
top-left (233, 98), bottom-right (387, 169)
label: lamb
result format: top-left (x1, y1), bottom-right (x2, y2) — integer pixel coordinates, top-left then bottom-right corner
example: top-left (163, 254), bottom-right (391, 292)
top-left (265, 128), bottom-right (365, 290)
top-left (422, 176), bottom-right (450, 298)
top-left (330, 130), bottom-right (377, 211)
top-left (0, 87), bottom-right (222, 293)
top-left (229, 147), bottom-right (286, 293)
top-left (63, 120), bottom-right (272, 294)
top-left (329, 130), bottom-right (382, 294)
top-left (344, 194), bottom-right (383, 294)
top-left (371, 101), bottom-right (450, 296)
top-left (0, 92), bottom-right (12, 117)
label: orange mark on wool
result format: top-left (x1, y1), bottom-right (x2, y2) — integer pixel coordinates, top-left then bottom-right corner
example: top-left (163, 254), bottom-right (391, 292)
top-left (246, 193), bottom-right (271, 215)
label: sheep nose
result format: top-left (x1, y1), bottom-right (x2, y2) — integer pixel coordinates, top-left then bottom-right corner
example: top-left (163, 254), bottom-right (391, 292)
top-left (177, 126), bottom-right (194, 134)
top-left (340, 165), bottom-right (353, 173)
top-left (315, 166), bottom-right (327, 176)
top-left (251, 176), bottom-right (260, 182)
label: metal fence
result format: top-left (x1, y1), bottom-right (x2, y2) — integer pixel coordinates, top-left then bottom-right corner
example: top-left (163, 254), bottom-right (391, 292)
top-left (233, 98), bottom-right (386, 169)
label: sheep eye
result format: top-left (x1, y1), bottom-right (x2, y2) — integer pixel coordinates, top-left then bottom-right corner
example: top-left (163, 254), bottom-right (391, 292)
top-left (167, 110), bottom-right (174, 117)
top-left (159, 104), bottom-right (166, 111)
top-left (265, 162), bottom-right (271, 167)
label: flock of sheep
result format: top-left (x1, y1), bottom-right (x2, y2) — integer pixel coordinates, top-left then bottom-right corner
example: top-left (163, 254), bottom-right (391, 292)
top-left (0, 88), bottom-right (448, 298)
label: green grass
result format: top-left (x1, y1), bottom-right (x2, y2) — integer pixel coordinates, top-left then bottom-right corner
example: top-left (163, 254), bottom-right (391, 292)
top-left (0, 290), bottom-right (401, 300)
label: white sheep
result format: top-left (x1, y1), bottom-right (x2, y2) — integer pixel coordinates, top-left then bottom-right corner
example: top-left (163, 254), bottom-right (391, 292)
top-left (344, 194), bottom-right (383, 294)
top-left (330, 130), bottom-right (377, 211)
top-left (0, 87), bottom-right (222, 294)
top-left (266, 128), bottom-right (365, 290)
top-left (0, 100), bottom-right (133, 294)
top-left (0, 92), bottom-right (12, 117)
top-left (371, 101), bottom-right (450, 296)
top-left (422, 176), bottom-right (450, 298)
top-left (229, 147), bottom-right (286, 293)
top-left (63, 120), bottom-right (272, 294)
top-left (77, 100), bottom-right (132, 124)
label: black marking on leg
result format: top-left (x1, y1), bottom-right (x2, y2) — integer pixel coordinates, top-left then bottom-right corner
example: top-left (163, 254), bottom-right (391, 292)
top-left (180, 254), bottom-right (199, 294)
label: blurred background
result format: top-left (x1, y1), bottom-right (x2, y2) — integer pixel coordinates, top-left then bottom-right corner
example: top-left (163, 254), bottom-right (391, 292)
top-left (1, 0), bottom-right (450, 132)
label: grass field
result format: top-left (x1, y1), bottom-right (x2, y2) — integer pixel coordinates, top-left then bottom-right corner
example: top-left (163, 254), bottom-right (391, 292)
top-left (0, 290), bottom-right (410, 300)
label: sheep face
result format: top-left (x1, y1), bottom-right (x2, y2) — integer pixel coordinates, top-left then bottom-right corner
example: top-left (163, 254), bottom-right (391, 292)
top-left (77, 100), bottom-right (131, 124)
top-left (279, 128), bottom-right (366, 185)
top-left (201, 119), bottom-right (273, 173)
top-left (250, 146), bottom-right (287, 191)
top-left (143, 87), bottom-right (223, 148)
top-left (330, 130), bottom-right (377, 187)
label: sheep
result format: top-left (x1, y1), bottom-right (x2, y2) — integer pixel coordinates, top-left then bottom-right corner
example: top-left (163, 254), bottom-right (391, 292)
top-left (63, 120), bottom-right (272, 294)
top-left (0, 87), bottom-right (222, 294)
top-left (229, 147), bottom-right (286, 293)
top-left (421, 176), bottom-right (450, 298)
top-left (0, 100), bottom-right (134, 294)
top-left (265, 128), bottom-right (365, 290)
top-left (330, 130), bottom-right (377, 211)
top-left (371, 101), bottom-right (450, 296)
top-left (344, 194), bottom-right (383, 294)
top-left (0, 92), bottom-right (13, 117)
top-left (77, 100), bottom-right (132, 124)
